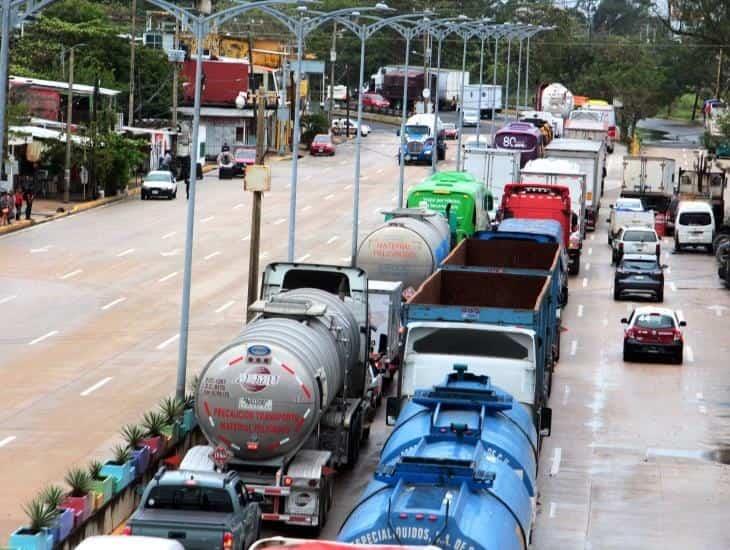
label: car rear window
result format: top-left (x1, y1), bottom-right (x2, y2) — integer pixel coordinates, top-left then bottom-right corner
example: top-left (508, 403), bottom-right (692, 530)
top-left (622, 230), bottom-right (657, 242)
top-left (635, 314), bottom-right (675, 329)
top-left (313, 135), bottom-right (330, 143)
top-left (678, 212), bottom-right (712, 226)
top-left (145, 173), bottom-right (170, 182)
top-left (621, 259), bottom-right (658, 271)
top-left (145, 486), bottom-right (234, 513)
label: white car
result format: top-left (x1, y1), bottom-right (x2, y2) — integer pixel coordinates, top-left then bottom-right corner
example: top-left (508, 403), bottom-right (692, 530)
top-left (332, 118), bottom-right (371, 137)
top-left (141, 170), bottom-right (177, 200)
top-left (674, 200), bottom-right (715, 252)
top-left (611, 225), bottom-right (660, 264)
top-left (461, 109), bottom-right (479, 127)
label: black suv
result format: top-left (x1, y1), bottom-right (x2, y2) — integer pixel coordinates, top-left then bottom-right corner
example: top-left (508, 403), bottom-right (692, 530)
top-left (614, 254), bottom-right (665, 302)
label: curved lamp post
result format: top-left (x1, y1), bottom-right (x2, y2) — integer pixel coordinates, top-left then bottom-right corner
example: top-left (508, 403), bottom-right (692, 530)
top-left (450, 16), bottom-right (479, 172)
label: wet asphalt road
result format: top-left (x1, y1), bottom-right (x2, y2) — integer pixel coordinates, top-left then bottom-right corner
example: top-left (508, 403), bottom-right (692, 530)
top-left (1, 126), bottom-right (729, 548)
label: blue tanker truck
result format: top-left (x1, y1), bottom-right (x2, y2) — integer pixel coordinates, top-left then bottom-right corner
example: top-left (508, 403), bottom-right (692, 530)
top-left (392, 268), bottom-right (554, 436)
top-left (338, 365), bottom-right (537, 549)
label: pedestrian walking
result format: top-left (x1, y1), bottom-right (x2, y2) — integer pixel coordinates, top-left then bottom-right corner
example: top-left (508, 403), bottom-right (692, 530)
top-left (23, 188), bottom-right (34, 220)
top-left (14, 189), bottom-right (23, 221)
top-left (0, 192), bottom-right (10, 226)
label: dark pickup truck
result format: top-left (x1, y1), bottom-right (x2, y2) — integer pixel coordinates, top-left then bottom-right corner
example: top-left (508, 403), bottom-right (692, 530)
top-left (126, 468), bottom-right (262, 550)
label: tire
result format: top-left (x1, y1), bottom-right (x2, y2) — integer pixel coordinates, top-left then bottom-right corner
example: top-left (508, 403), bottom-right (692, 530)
top-left (674, 238), bottom-right (682, 252)
top-left (614, 287), bottom-right (621, 300)
top-left (569, 255), bottom-right (580, 276)
top-left (173, 190), bottom-right (177, 199)
top-left (611, 250), bottom-right (617, 265)
top-left (623, 344), bottom-right (633, 362)
top-left (141, 192), bottom-right (146, 200)
top-left (656, 289), bottom-right (664, 303)
top-left (674, 349), bottom-right (684, 365)
top-left (608, 233), bottom-right (613, 246)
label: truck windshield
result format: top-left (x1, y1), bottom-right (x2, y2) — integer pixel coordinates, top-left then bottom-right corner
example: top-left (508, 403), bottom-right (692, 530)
top-left (406, 125), bottom-right (430, 136)
top-left (411, 327), bottom-right (532, 361)
top-left (145, 486), bottom-right (234, 514)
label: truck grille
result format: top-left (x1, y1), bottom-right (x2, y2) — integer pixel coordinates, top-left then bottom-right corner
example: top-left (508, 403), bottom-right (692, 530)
top-left (407, 142), bottom-right (423, 154)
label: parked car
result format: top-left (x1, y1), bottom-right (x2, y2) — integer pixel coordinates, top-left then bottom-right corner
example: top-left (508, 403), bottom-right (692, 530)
top-left (332, 118), bottom-right (371, 137)
top-left (614, 254), bottom-right (665, 302)
top-left (126, 468), bottom-right (263, 550)
top-left (77, 536), bottom-right (185, 550)
top-left (141, 171), bottom-right (177, 200)
top-left (233, 146), bottom-right (256, 176)
top-left (362, 92), bottom-right (390, 109)
top-left (442, 122), bottom-right (458, 139)
top-left (310, 134), bottom-right (335, 156)
top-left (462, 108), bottom-right (480, 127)
top-left (674, 200), bottom-right (715, 252)
top-left (611, 226), bottom-right (660, 265)
top-left (621, 306), bottom-right (686, 364)
top-left (218, 149), bottom-right (235, 179)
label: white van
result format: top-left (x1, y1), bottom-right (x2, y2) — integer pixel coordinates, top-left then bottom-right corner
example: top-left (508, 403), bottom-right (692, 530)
top-left (75, 536), bottom-right (185, 550)
top-left (674, 201), bottom-right (715, 252)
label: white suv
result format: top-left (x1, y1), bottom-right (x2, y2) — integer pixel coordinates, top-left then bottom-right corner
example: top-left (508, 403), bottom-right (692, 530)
top-left (611, 225), bottom-right (660, 265)
top-left (141, 170), bottom-right (177, 200)
top-left (675, 201), bottom-right (715, 252)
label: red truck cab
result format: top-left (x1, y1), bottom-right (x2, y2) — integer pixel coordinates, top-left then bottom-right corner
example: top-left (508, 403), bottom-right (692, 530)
top-left (500, 183), bottom-right (581, 273)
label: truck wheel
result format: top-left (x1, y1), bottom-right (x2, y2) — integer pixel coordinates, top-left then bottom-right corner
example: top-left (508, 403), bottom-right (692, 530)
top-left (674, 349), bottom-right (684, 365)
top-left (569, 256), bottom-right (580, 275)
top-left (614, 287), bottom-right (621, 301)
top-left (346, 411), bottom-right (362, 467)
top-left (623, 344), bottom-right (632, 362)
top-left (656, 290), bottom-right (664, 303)
top-left (674, 238), bottom-right (682, 252)
top-left (318, 477), bottom-right (329, 528)
top-left (608, 233), bottom-right (612, 245)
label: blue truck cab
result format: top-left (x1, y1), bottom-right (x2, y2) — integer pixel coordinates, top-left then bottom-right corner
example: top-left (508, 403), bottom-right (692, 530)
top-left (399, 114), bottom-right (446, 165)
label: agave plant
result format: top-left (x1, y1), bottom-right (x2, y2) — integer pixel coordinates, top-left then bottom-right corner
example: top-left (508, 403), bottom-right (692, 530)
top-left (40, 485), bottom-right (65, 512)
top-left (111, 444), bottom-right (132, 465)
top-left (121, 424), bottom-right (146, 449)
top-left (22, 498), bottom-right (57, 533)
top-left (88, 460), bottom-right (104, 480)
top-left (159, 396), bottom-right (185, 425)
top-left (142, 411), bottom-right (167, 437)
top-left (64, 468), bottom-right (92, 498)
top-left (186, 374), bottom-right (200, 407)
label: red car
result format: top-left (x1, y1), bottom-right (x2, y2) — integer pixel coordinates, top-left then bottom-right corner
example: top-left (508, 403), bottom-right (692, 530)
top-left (362, 92), bottom-right (390, 109)
top-left (442, 122), bottom-right (458, 140)
top-left (233, 146), bottom-right (256, 176)
top-left (621, 306), bottom-right (686, 364)
top-left (310, 134), bottom-right (335, 156)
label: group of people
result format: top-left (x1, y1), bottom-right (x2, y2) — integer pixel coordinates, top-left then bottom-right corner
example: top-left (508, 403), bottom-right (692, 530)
top-left (0, 188), bottom-right (35, 226)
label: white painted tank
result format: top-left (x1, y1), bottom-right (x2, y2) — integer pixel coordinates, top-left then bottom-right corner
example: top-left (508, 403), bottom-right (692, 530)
top-left (541, 83), bottom-right (575, 120)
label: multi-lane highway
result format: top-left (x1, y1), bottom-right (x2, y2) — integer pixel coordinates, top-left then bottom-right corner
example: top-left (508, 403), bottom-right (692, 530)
top-left (1, 123), bottom-right (729, 548)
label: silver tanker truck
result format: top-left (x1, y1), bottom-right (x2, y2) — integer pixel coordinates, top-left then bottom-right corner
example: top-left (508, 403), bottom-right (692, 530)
top-left (187, 263), bottom-right (373, 530)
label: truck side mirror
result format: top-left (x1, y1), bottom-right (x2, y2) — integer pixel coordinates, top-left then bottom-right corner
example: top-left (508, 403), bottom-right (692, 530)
top-left (386, 397), bottom-right (405, 426)
top-left (540, 407), bottom-right (552, 437)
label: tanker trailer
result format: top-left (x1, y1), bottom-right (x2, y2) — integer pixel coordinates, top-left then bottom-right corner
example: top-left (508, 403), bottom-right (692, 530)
top-left (192, 263), bottom-right (371, 529)
top-left (356, 208), bottom-right (453, 291)
top-left (339, 365), bottom-right (535, 550)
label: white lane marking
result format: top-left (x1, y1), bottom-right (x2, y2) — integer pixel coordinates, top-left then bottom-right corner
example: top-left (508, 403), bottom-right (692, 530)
top-left (686, 345), bottom-right (694, 363)
top-left (665, 266), bottom-right (671, 275)
top-left (296, 253), bottom-right (311, 262)
top-left (28, 330), bottom-right (59, 346)
top-left (204, 251), bottom-right (222, 261)
top-left (376, 168), bottom-right (384, 174)
top-left (242, 234), bottom-right (251, 241)
top-left (699, 404), bottom-right (708, 415)
top-left (602, 318), bottom-right (608, 327)
top-left (201, 215), bottom-right (215, 223)
top-left (344, 184), bottom-right (353, 190)
top-left (301, 205), bottom-right (312, 212)
top-left (590, 235), bottom-right (595, 241)
top-left (588, 247), bottom-right (593, 256)
top-left (585, 262), bottom-right (591, 271)
top-left (549, 502), bottom-right (557, 518)
top-left (274, 218), bottom-right (286, 225)
top-left (80, 377), bottom-right (113, 397)
top-left (676, 309), bottom-right (684, 322)
top-left (373, 207), bottom-right (383, 215)
top-left (233, 203), bottom-right (245, 209)
top-left (157, 333), bottom-right (180, 350)
top-left (339, 160), bottom-right (348, 165)
top-left (215, 300), bottom-right (236, 314)
top-left (327, 235), bottom-right (339, 245)
top-left (562, 384), bottom-right (571, 405)
top-left (696, 392), bottom-right (704, 401)
top-left (0, 295), bottom-right (17, 305)
top-left (708, 305), bottom-right (726, 317)
top-left (324, 193), bottom-right (335, 200)
top-left (116, 248), bottom-right (135, 257)
top-left (582, 277), bottom-right (588, 288)
top-left (570, 339), bottom-right (578, 356)
top-left (577, 304), bottom-right (584, 318)
top-left (669, 282), bottom-right (677, 292)
top-left (160, 248), bottom-right (180, 257)
top-left (341, 256), bottom-right (351, 263)
top-left (323, 167), bottom-right (332, 173)
top-left (158, 271), bottom-right (179, 283)
top-left (550, 448), bottom-right (562, 476)
top-left (0, 436), bottom-right (17, 448)
top-left (260, 251), bottom-right (270, 259)
top-left (60, 269), bottom-right (82, 280)
top-left (101, 297), bottom-right (127, 311)
top-left (30, 246), bottom-right (50, 253)
top-left (162, 231), bottom-right (176, 239)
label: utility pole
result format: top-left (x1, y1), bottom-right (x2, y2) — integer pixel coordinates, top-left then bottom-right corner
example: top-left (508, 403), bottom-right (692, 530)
top-left (172, 21), bottom-right (179, 129)
top-left (247, 31), bottom-right (256, 89)
top-left (329, 22), bottom-right (336, 126)
top-left (64, 48), bottom-right (75, 204)
top-left (246, 86), bottom-right (266, 321)
top-left (716, 48), bottom-right (723, 100)
top-left (128, 0), bottom-right (137, 126)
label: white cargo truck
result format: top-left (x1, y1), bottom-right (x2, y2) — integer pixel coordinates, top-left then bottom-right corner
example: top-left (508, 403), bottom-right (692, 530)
top-left (545, 138), bottom-right (606, 231)
top-left (521, 158), bottom-right (587, 274)
top-left (461, 84), bottom-right (503, 118)
top-left (463, 146), bottom-right (521, 222)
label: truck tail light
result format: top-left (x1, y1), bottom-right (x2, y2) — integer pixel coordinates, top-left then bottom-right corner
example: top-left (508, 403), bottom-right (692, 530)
top-left (284, 476), bottom-right (293, 487)
top-left (608, 126), bottom-right (617, 139)
top-left (222, 531), bottom-right (234, 550)
top-left (121, 525), bottom-right (132, 536)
